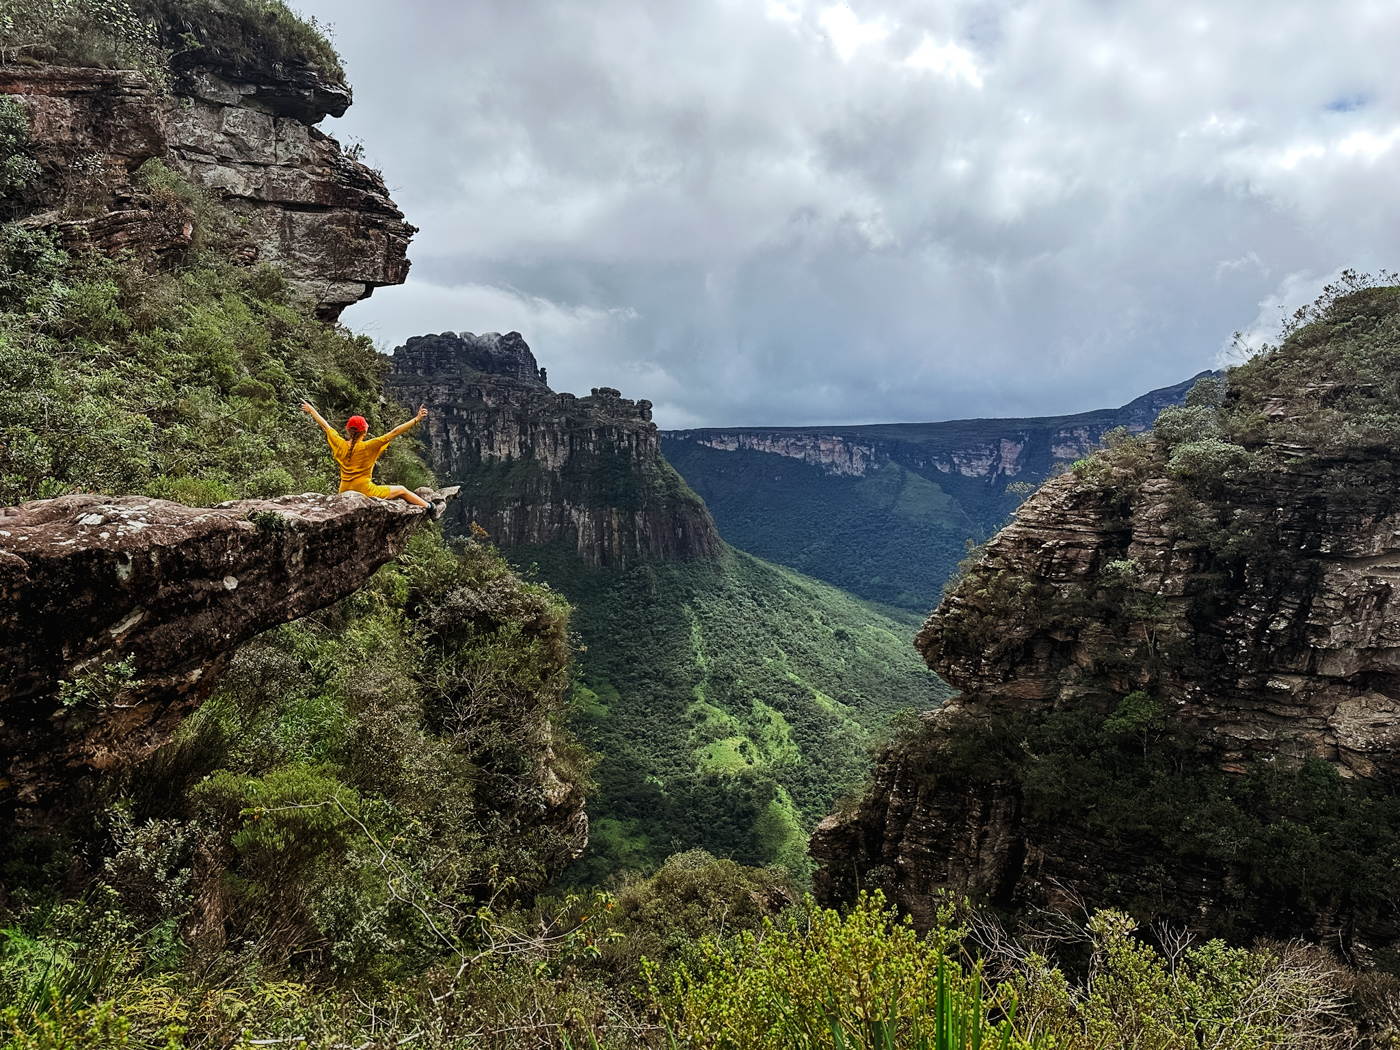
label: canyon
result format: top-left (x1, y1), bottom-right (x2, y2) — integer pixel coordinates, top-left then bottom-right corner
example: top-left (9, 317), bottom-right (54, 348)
top-left (662, 373), bottom-right (1211, 613)
top-left (387, 329), bottom-right (945, 880)
top-left (665, 371), bottom-right (1210, 497)
top-left (811, 300), bottom-right (1400, 953)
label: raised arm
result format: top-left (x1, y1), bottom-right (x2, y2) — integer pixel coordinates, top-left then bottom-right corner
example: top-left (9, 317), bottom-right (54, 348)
top-left (384, 405), bottom-right (429, 441)
top-left (300, 401), bottom-right (335, 435)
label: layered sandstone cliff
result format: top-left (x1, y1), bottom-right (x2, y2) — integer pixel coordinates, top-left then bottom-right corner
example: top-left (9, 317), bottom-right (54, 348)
top-left (665, 373), bottom-right (1210, 488)
top-left (387, 331), bottom-right (723, 566)
top-left (811, 288), bottom-right (1400, 949)
top-left (1, 55), bottom-right (412, 318)
top-left (0, 491), bottom-right (436, 823)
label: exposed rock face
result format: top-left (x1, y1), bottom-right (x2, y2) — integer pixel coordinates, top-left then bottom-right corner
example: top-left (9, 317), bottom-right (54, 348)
top-left (0, 491), bottom-right (432, 823)
top-left (1, 61), bottom-right (413, 318)
top-left (811, 368), bottom-right (1400, 945)
top-left (388, 332), bottom-right (723, 566)
top-left (394, 330), bottom-right (543, 383)
top-left (665, 372), bottom-right (1210, 488)
top-left (908, 468), bottom-right (1400, 779)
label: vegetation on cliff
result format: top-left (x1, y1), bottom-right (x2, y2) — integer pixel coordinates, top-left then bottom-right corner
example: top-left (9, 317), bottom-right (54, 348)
top-left (3, 5), bottom-right (1397, 1044)
top-left (847, 273), bottom-right (1400, 968)
top-left (661, 441), bottom-right (978, 614)
top-left (526, 544), bottom-right (949, 885)
top-left (0, 181), bottom-right (428, 508)
top-left (1, 0), bottom-right (342, 82)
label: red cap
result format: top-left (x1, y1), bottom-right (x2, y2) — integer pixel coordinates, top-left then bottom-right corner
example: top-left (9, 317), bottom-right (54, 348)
top-left (346, 415), bottom-right (368, 433)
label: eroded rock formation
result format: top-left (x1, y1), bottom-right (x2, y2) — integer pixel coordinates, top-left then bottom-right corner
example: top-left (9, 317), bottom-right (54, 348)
top-left (812, 463), bottom-right (1400, 927)
top-left (811, 331), bottom-right (1400, 948)
top-left (1, 58), bottom-right (413, 318)
top-left (0, 491), bottom-right (434, 822)
top-left (388, 331), bottom-right (723, 566)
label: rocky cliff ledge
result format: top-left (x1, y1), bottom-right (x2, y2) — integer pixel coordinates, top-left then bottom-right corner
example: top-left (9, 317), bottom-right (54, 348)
top-left (388, 331), bottom-right (722, 566)
top-left (811, 287), bottom-right (1400, 950)
top-left (0, 491), bottom-right (434, 823)
top-left (1, 58), bottom-right (413, 318)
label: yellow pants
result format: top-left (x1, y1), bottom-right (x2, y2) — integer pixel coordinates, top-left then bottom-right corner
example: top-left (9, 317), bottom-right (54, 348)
top-left (340, 479), bottom-right (394, 499)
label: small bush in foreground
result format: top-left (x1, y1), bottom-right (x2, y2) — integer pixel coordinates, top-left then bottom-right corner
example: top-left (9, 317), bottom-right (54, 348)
top-left (655, 892), bottom-right (1024, 1049)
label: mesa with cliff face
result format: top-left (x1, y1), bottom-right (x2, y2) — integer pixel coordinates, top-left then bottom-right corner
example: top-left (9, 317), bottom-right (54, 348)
top-left (388, 330), bottom-right (722, 566)
top-left (812, 285), bottom-right (1400, 956)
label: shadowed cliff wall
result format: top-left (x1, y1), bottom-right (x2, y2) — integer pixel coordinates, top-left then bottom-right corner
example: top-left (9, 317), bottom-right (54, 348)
top-left (387, 331), bottom-right (722, 567)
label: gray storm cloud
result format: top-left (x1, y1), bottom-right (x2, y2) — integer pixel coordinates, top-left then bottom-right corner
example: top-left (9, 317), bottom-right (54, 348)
top-left (299, 0), bottom-right (1400, 427)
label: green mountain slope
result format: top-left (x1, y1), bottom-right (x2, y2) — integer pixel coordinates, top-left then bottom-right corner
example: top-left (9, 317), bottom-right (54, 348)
top-left (661, 446), bottom-right (979, 614)
top-left (662, 373), bottom-right (1210, 614)
top-left (518, 542), bottom-right (950, 884)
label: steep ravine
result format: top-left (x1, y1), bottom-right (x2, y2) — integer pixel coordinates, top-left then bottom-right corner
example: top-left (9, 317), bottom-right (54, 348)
top-left (387, 329), bottom-right (948, 879)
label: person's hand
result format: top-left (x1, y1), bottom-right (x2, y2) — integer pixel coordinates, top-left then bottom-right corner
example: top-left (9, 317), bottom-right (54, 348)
top-left (300, 401), bottom-right (314, 414)
top-left (417, 404), bottom-right (429, 420)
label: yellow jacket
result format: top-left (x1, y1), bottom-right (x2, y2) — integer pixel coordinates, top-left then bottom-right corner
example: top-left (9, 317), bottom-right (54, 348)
top-left (327, 432), bottom-right (393, 498)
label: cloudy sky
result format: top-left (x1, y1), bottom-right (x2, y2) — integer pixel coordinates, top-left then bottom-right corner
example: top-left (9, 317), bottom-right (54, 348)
top-left (299, 0), bottom-right (1400, 429)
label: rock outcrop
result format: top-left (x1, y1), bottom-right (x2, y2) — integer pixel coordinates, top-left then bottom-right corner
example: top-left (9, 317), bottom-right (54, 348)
top-left (810, 308), bottom-right (1400, 948)
top-left (0, 491), bottom-right (437, 823)
top-left (812, 462), bottom-right (1400, 929)
top-left (909, 469), bottom-right (1400, 779)
top-left (388, 331), bottom-right (723, 566)
top-left (1, 59), bottom-right (413, 318)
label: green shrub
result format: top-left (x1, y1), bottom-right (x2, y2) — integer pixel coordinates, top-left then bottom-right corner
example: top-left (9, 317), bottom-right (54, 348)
top-left (139, 0), bottom-right (344, 82)
top-left (0, 220), bottom-right (425, 505)
top-left (1151, 403), bottom-right (1221, 447)
top-left (655, 891), bottom-right (1029, 1049)
top-left (1165, 437), bottom-right (1251, 486)
top-left (594, 850), bottom-right (793, 983)
top-left (0, 96), bottom-right (39, 205)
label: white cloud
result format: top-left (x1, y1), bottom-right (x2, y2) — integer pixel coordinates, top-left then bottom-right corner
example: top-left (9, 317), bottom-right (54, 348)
top-left (1216, 268), bottom-right (1342, 366)
top-left (344, 279), bottom-right (635, 354)
top-left (304, 0), bottom-right (1400, 426)
top-left (1277, 144), bottom-right (1326, 170)
top-left (905, 34), bottom-right (981, 87)
top-left (1338, 126), bottom-right (1400, 159)
top-left (818, 5), bottom-right (887, 61)
top-left (765, 0), bottom-right (801, 25)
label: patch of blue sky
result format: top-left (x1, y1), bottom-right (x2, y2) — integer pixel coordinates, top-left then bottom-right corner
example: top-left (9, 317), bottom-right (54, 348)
top-left (1325, 94), bottom-right (1370, 113)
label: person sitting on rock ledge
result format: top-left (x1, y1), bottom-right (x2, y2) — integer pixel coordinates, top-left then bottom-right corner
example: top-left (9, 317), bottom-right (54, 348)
top-left (301, 402), bottom-right (430, 509)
